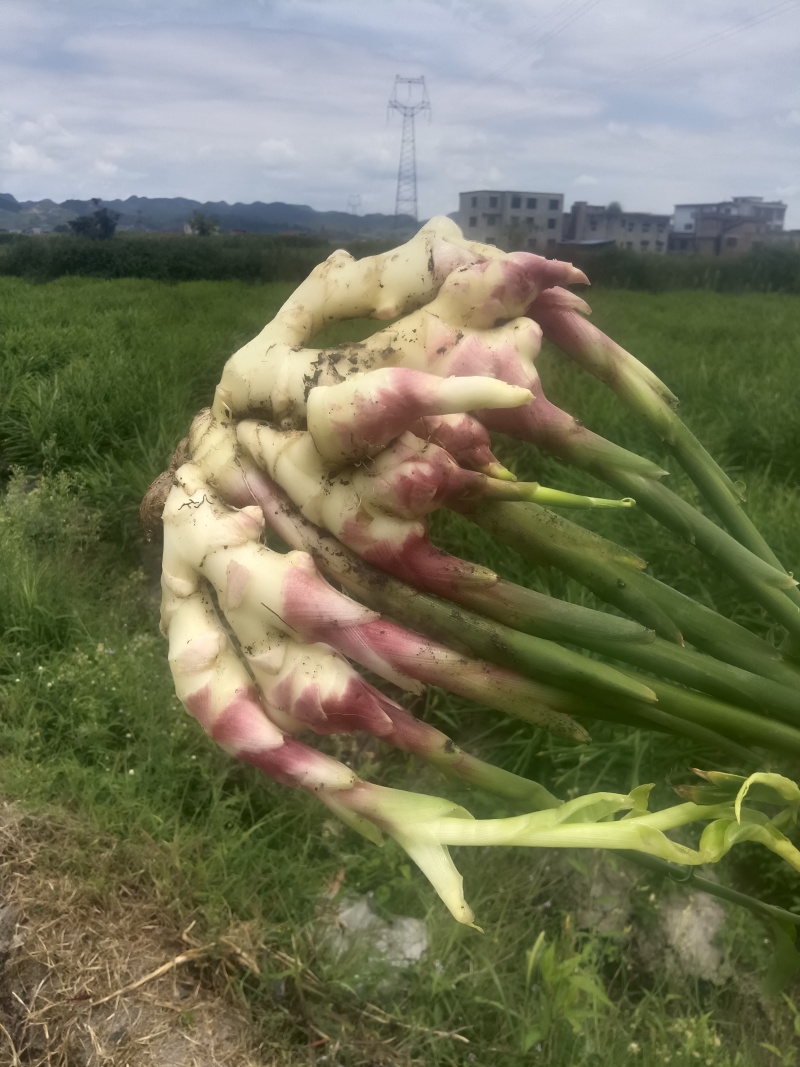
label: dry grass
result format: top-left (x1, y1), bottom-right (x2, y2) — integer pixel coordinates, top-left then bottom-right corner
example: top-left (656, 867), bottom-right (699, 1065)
top-left (0, 804), bottom-right (444, 1067)
top-left (0, 803), bottom-right (263, 1066)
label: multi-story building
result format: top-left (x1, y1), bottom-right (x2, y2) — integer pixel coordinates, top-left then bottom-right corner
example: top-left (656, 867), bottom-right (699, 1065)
top-left (458, 190), bottom-right (564, 251)
top-left (456, 191), bottom-right (794, 258)
top-left (562, 201), bottom-right (671, 253)
top-left (669, 196), bottom-right (787, 255)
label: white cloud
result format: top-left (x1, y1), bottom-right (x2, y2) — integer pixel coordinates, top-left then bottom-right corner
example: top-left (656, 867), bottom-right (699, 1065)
top-left (0, 0), bottom-right (797, 225)
top-left (3, 141), bottom-right (59, 173)
top-left (606, 122), bottom-right (636, 140)
top-left (93, 160), bottom-right (119, 176)
top-left (256, 138), bottom-right (298, 167)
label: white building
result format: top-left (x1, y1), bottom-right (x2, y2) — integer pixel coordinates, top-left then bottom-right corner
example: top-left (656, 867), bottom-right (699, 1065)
top-left (562, 202), bottom-right (670, 253)
top-left (673, 196), bottom-right (786, 235)
top-left (670, 196), bottom-right (787, 256)
top-left (458, 190), bottom-right (564, 251)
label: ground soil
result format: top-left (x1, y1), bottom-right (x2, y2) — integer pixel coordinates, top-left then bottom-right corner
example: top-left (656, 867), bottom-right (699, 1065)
top-left (0, 803), bottom-right (264, 1066)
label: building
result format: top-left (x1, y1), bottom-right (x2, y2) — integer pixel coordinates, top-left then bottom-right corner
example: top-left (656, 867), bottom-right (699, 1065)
top-left (669, 196), bottom-right (787, 255)
top-left (458, 190), bottom-right (564, 251)
top-left (456, 190), bottom-right (795, 258)
top-left (562, 202), bottom-right (671, 253)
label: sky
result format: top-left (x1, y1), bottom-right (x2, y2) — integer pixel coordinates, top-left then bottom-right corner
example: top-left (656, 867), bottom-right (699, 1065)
top-left (1, 0), bottom-right (799, 227)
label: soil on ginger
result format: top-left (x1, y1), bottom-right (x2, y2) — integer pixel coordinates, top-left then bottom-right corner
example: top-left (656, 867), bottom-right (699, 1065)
top-left (0, 803), bottom-right (263, 1067)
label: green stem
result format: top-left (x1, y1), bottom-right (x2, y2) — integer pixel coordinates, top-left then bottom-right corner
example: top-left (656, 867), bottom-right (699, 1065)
top-left (621, 851), bottom-right (800, 929)
top-left (441, 751), bottom-right (562, 809)
top-left (556, 679), bottom-right (800, 758)
top-left (250, 476), bottom-right (653, 706)
top-left (538, 308), bottom-right (800, 650)
top-left (599, 470), bottom-right (800, 641)
top-left (458, 582), bottom-right (653, 647)
top-left (585, 635), bottom-right (800, 726)
top-left (252, 473), bottom-right (800, 755)
top-left (468, 500), bottom-right (800, 687)
top-left (377, 558), bottom-right (800, 755)
top-left (458, 586), bottom-right (800, 725)
top-left (504, 385), bottom-right (800, 640)
top-left (632, 680), bottom-right (800, 756)
top-left (672, 417), bottom-right (800, 655)
top-left (632, 577), bottom-right (800, 686)
top-left (464, 500), bottom-right (683, 642)
top-left (353, 568), bottom-right (658, 706)
top-left (574, 699), bottom-right (757, 765)
top-left (516, 485), bottom-right (636, 509)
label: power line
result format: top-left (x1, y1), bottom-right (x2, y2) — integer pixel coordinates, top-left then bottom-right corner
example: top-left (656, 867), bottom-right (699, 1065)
top-left (595, 0), bottom-right (798, 92)
top-left (523, 0), bottom-right (603, 54)
top-left (457, 0), bottom-right (795, 111)
top-left (456, 0), bottom-right (604, 108)
top-left (472, 0), bottom-right (587, 81)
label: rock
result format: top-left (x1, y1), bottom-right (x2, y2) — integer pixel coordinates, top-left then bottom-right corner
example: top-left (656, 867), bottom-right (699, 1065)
top-left (322, 894), bottom-right (428, 970)
top-left (659, 892), bottom-right (730, 984)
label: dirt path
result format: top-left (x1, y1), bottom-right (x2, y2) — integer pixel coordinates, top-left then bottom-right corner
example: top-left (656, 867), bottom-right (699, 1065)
top-left (0, 803), bottom-right (264, 1066)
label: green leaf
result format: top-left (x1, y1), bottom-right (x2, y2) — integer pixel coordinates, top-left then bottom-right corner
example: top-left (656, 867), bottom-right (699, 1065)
top-left (759, 1042), bottom-right (786, 1059)
top-left (547, 791), bottom-right (636, 826)
top-left (761, 920), bottom-right (800, 997)
top-left (569, 973), bottom-right (614, 1006)
top-left (698, 816), bottom-right (800, 872)
top-left (521, 1026), bottom-right (544, 1051)
top-left (735, 773), bottom-right (800, 824)
top-left (525, 931), bottom-right (546, 985)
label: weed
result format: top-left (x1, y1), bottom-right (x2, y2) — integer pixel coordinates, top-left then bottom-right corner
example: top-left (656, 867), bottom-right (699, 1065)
top-left (1, 278), bottom-right (800, 1063)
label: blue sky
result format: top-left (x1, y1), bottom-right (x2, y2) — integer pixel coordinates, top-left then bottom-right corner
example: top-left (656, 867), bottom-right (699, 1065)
top-left (1, 0), bottom-right (799, 226)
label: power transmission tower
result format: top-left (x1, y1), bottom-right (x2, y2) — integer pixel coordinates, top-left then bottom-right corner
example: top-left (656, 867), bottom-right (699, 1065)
top-left (347, 194), bottom-right (362, 215)
top-left (388, 75), bottom-right (430, 223)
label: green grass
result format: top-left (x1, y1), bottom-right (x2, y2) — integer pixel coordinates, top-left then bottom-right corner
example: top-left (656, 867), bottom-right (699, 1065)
top-left (566, 244), bottom-right (800, 293)
top-left (0, 231), bottom-right (335, 283)
top-left (3, 232), bottom-right (799, 293)
top-left (2, 278), bottom-right (800, 1063)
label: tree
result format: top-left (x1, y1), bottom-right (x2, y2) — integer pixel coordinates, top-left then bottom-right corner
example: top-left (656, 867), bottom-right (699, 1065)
top-left (187, 210), bottom-right (220, 237)
top-left (68, 198), bottom-right (120, 240)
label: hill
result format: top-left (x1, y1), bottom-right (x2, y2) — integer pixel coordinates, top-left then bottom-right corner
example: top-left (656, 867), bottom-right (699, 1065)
top-left (0, 192), bottom-right (415, 239)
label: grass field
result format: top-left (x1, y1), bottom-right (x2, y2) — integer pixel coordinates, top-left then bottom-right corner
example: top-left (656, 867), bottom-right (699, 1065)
top-left (1, 276), bottom-right (800, 1065)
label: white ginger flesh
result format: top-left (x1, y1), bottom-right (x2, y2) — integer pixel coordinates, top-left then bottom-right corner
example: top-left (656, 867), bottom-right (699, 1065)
top-left (212, 215), bottom-right (491, 423)
top-left (306, 366), bottom-right (531, 466)
top-left (150, 218), bottom-right (605, 923)
top-left (162, 452), bottom-right (586, 737)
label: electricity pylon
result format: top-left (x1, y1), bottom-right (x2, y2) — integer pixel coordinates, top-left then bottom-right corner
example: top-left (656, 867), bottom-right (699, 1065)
top-left (388, 75), bottom-right (430, 223)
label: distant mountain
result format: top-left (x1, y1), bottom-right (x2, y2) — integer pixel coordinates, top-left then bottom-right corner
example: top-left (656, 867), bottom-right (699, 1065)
top-left (0, 193), bottom-right (417, 239)
top-left (0, 192), bottom-right (22, 213)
